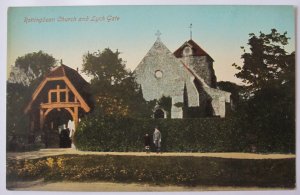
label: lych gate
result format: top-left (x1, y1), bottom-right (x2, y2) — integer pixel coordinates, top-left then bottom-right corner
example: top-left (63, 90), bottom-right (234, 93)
top-left (40, 85), bottom-right (80, 130)
top-left (25, 64), bottom-right (93, 147)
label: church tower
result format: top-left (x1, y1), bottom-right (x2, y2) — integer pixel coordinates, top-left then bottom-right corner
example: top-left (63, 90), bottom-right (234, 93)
top-left (174, 39), bottom-right (217, 88)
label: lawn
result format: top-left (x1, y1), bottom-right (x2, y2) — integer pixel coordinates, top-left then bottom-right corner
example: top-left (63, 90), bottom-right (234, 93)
top-left (7, 154), bottom-right (295, 189)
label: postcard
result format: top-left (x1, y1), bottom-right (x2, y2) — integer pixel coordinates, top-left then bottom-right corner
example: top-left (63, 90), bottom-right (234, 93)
top-left (5, 4), bottom-right (296, 193)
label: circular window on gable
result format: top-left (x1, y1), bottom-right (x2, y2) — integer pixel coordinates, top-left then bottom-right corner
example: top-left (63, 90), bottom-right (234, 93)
top-left (183, 46), bottom-right (192, 56)
top-left (155, 70), bottom-right (163, 78)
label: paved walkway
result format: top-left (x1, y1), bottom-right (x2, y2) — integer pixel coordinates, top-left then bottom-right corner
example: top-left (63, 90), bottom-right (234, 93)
top-left (7, 148), bottom-right (295, 160)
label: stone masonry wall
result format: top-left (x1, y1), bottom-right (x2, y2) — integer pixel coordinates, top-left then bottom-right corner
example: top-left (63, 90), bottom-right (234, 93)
top-left (135, 40), bottom-right (200, 118)
top-left (179, 56), bottom-right (217, 88)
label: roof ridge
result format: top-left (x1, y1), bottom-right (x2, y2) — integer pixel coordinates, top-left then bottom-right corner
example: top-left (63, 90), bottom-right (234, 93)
top-left (173, 39), bottom-right (214, 61)
top-left (61, 64), bottom-right (66, 76)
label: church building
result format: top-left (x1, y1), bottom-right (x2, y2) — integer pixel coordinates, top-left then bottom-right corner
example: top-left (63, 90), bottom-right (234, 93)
top-left (134, 35), bottom-right (231, 118)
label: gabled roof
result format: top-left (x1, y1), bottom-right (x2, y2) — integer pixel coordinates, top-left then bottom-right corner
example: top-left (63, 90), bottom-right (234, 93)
top-left (173, 39), bottom-right (214, 61)
top-left (25, 64), bottom-right (93, 113)
top-left (135, 38), bottom-right (178, 74)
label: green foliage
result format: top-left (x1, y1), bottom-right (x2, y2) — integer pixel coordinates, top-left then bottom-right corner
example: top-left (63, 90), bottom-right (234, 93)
top-left (217, 81), bottom-right (243, 102)
top-left (75, 117), bottom-right (235, 152)
top-left (174, 102), bottom-right (184, 108)
top-left (15, 50), bottom-right (57, 85)
top-left (7, 51), bottom-right (57, 151)
top-left (7, 155), bottom-right (295, 188)
top-left (158, 96), bottom-right (172, 110)
top-left (75, 115), bottom-right (294, 153)
top-left (82, 48), bottom-right (153, 118)
top-left (232, 29), bottom-right (291, 91)
top-left (7, 83), bottom-right (30, 136)
top-left (231, 29), bottom-right (295, 153)
top-left (82, 48), bottom-right (127, 84)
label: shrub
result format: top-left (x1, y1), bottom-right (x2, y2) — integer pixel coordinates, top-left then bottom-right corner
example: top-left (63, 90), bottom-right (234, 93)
top-left (74, 116), bottom-right (247, 152)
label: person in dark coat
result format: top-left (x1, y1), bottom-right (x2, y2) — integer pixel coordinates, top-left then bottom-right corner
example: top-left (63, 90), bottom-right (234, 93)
top-left (144, 133), bottom-right (151, 153)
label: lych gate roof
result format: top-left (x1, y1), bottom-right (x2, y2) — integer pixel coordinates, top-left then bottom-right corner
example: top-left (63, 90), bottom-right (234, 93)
top-left (50, 65), bottom-right (92, 105)
top-left (173, 39), bottom-right (214, 61)
top-left (25, 64), bottom-right (93, 114)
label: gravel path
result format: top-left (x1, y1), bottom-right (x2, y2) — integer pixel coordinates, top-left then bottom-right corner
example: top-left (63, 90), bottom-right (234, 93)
top-left (7, 148), bottom-right (295, 160)
top-left (7, 180), bottom-right (286, 192)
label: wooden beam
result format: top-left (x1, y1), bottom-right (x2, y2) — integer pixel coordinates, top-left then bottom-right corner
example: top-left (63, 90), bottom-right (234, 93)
top-left (66, 87), bottom-right (69, 102)
top-left (63, 77), bottom-right (90, 112)
top-left (74, 106), bottom-right (79, 130)
top-left (24, 76), bottom-right (65, 114)
top-left (41, 102), bottom-right (80, 109)
top-left (40, 109), bottom-right (44, 130)
top-left (25, 75), bottom-right (91, 114)
top-left (57, 85), bottom-right (60, 103)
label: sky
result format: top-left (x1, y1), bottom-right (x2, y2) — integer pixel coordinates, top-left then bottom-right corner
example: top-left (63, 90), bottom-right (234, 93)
top-left (7, 5), bottom-right (295, 84)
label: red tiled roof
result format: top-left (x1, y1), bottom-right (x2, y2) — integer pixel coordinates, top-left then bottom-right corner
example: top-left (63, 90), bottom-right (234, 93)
top-left (173, 39), bottom-right (214, 61)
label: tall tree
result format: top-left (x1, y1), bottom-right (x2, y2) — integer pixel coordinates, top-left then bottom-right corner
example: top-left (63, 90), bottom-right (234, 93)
top-left (233, 29), bottom-right (291, 93)
top-left (82, 48), bottom-right (128, 85)
top-left (14, 50), bottom-right (57, 85)
top-left (82, 48), bottom-right (153, 118)
top-left (7, 51), bottom-right (57, 140)
top-left (232, 29), bottom-right (295, 153)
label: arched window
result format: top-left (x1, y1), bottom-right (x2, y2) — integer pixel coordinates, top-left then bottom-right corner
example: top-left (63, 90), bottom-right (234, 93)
top-left (154, 109), bottom-right (165, 119)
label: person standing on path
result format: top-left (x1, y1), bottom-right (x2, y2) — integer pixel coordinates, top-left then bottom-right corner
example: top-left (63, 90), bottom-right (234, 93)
top-left (144, 133), bottom-right (151, 153)
top-left (153, 127), bottom-right (161, 153)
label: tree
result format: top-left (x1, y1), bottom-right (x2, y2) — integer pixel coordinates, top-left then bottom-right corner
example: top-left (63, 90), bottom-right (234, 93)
top-left (233, 29), bottom-right (291, 93)
top-left (14, 50), bottom-right (57, 85)
top-left (217, 81), bottom-right (242, 102)
top-left (7, 51), bottom-right (57, 146)
top-left (232, 29), bottom-right (295, 153)
top-left (82, 48), bottom-right (153, 118)
top-left (82, 48), bottom-right (128, 85)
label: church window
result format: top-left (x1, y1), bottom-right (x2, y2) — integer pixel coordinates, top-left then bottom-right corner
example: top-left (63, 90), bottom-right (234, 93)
top-left (154, 109), bottom-right (165, 119)
top-left (183, 46), bottom-right (192, 56)
top-left (155, 70), bottom-right (163, 78)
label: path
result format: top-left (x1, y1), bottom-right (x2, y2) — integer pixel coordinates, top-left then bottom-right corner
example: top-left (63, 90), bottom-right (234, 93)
top-left (7, 180), bottom-right (285, 192)
top-left (7, 148), bottom-right (295, 160)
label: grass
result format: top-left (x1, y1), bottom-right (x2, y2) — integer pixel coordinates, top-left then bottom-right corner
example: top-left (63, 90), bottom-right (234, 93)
top-left (7, 154), bottom-right (295, 188)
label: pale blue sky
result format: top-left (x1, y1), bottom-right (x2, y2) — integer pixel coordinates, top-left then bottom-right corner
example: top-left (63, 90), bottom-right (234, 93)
top-left (7, 5), bottom-right (295, 83)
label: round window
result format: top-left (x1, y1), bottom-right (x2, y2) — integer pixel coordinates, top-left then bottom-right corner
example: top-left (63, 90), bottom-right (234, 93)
top-left (183, 46), bottom-right (192, 56)
top-left (155, 70), bottom-right (163, 78)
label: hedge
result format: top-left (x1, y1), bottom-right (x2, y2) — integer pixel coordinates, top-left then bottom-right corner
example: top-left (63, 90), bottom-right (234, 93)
top-left (7, 154), bottom-right (295, 188)
top-left (74, 115), bottom-right (295, 153)
top-left (74, 117), bottom-right (249, 152)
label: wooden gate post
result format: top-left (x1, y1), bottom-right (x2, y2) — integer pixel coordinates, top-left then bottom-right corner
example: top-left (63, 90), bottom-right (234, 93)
top-left (39, 108), bottom-right (44, 130)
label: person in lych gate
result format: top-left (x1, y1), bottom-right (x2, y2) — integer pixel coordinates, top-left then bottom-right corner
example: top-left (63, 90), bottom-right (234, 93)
top-left (144, 133), bottom-right (151, 153)
top-left (153, 127), bottom-right (162, 153)
top-left (68, 120), bottom-right (76, 149)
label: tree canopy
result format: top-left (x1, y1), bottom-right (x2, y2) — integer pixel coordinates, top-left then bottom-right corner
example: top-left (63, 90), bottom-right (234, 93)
top-left (82, 48), bottom-right (128, 85)
top-left (82, 48), bottom-right (153, 118)
top-left (14, 50), bottom-right (57, 85)
top-left (233, 29), bottom-right (292, 93)
top-left (7, 51), bottom-right (57, 139)
top-left (232, 29), bottom-right (295, 152)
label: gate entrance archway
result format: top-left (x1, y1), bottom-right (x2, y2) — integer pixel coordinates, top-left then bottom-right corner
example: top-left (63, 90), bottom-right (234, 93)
top-left (25, 64), bottom-right (93, 148)
top-left (44, 108), bottom-right (72, 148)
